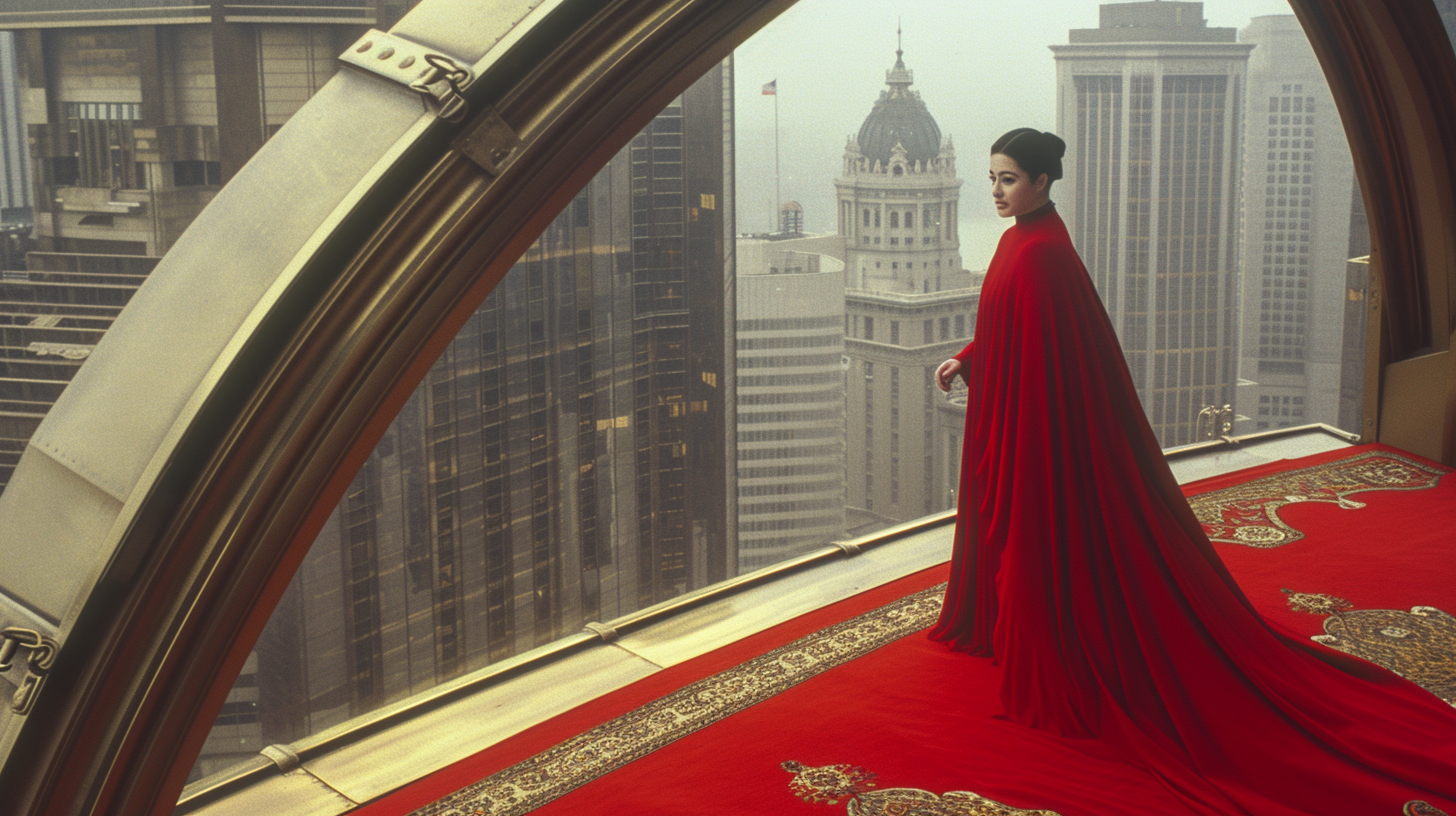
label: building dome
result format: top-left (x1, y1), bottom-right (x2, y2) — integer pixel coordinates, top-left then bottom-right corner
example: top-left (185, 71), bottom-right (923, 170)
top-left (855, 49), bottom-right (943, 165)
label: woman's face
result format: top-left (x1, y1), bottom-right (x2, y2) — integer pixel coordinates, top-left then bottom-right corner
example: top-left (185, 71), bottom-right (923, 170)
top-left (989, 154), bottom-right (1048, 218)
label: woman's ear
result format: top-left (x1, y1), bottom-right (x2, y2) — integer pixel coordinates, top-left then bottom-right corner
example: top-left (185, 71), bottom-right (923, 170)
top-left (1034, 173), bottom-right (1049, 193)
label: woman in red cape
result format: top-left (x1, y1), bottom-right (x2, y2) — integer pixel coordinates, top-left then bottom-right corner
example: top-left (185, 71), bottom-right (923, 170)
top-left (928, 128), bottom-right (1456, 815)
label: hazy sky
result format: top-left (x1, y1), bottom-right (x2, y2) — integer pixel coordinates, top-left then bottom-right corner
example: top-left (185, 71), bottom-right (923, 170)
top-left (731, 0), bottom-right (1297, 261)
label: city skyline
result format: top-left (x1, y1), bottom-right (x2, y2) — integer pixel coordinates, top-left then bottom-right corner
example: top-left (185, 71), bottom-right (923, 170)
top-left (732, 0), bottom-right (1294, 256)
top-left (195, 64), bottom-right (738, 780)
top-left (1236, 14), bottom-right (1359, 435)
top-left (1053, 1), bottom-right (1252, 448)
top-left (0, 0), bottom-right (1379, 788)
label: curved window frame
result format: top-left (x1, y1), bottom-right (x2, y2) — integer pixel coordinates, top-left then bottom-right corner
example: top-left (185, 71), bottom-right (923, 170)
top-left (0, 0), bottom-right (1452, 813)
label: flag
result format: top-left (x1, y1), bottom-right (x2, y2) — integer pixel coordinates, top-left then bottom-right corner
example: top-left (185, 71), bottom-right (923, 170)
top-left (761, 80), bottom-right (776, 96)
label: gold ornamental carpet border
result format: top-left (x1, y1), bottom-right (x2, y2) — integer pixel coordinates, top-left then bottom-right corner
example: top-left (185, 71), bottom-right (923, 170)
top-left (409, 586), bottom-right (946, 816)
top-left (1188, 450), bottom-right (1445, 548)
top-left (401, 447), bottom-right (1453, 816)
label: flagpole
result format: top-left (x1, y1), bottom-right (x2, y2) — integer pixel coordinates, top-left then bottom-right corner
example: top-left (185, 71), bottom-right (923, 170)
top-left (773, 82), bottom-right (780, 233)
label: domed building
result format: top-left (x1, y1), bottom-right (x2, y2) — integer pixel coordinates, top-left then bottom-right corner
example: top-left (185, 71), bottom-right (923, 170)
top-left (835, 45), bottom-right (968, 293)
top-left (838, 44), bottom-right (979, 529)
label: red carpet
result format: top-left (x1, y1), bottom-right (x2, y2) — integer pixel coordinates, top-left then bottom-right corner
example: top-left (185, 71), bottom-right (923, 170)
top-left (364, 444), bottom-right (1455, 816)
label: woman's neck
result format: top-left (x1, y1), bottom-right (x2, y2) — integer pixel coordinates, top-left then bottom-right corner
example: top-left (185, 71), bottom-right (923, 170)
top-left (1015, 199), bottom-right (1055, 225)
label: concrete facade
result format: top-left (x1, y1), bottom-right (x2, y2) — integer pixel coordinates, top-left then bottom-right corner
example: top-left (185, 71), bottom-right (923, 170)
top-left (193, 65), bottom-right (738, 781)
top-left (0, 32), bottom-right (29, 215)
top-left (1052, 1), bottom-right (1252, 448)
top-left (13, 21), bottom-right (359, 260)
top-left (735, 236), bottom-right (846, 570)
top-left (1236, 15), bottom-right (1357, 434)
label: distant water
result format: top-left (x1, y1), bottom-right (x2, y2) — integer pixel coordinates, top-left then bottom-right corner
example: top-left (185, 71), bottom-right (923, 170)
top-left (959, 214), bottom-right (1012, 273)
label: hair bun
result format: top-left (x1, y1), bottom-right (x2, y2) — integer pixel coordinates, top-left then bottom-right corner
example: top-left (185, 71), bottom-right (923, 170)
top-left (1042, 131), bottom-right (1067, 160)
top-left (991, 127), bottom-right (1065, 182)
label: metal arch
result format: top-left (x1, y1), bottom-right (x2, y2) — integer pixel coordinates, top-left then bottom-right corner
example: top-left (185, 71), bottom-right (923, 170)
top-left (0, 0), bottom-right (792, 812)
top-left (0, 1), bottom-right (1452, 814)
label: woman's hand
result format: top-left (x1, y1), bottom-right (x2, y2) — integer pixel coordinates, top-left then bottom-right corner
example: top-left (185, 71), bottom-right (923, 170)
top-left (935, 358), bottom-right (961, 392)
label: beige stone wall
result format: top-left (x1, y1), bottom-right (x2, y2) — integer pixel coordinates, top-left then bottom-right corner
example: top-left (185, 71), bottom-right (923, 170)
top-left (52, 28), bottom-right (142, 106)
top-left (161, 25), bottom-right (215, 127)
top-left (260, 26), bottom-right (339, 130)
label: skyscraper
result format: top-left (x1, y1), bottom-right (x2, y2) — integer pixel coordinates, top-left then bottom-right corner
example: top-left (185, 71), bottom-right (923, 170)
top-left (1236, 15), bottom-right (1357, 433)
top-left (838, 45), bottom-right (978, 527)
top-left (1052, 1), bottom-right (1252, 448)
top-left (0, 32), bottom-right (29, 217)
top-left (2, 3), bottom-right (367, 261)
top-left (0, 3), bottom-right (374, 496)
top-left (192, 63), bottom-right (737, 779)
top-left (735, 236), bottom-right (846, 570)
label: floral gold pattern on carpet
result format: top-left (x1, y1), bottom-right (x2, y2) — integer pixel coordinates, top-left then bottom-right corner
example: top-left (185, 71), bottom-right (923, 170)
top-left (783, 761), bottom-right (1061, 815)
top-left (1285, 590), bottom-right (1456, 705)
top-left (1189, 451), bottom-right (1444, 548)
top-left (409, 587), bottom-right (946, 816)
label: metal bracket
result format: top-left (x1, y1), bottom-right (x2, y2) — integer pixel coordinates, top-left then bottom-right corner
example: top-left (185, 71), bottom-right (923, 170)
top-left (260, 743), bottom-right (302, 773)
top-left (454, 107), bottom-right (522, 176)
top-left (0, 627), bottom-right (58, 716)
top-left (340, 30), bottom-right (473, 123)
top-left (582, 622), bottom-right (619, 643)
top-left (831, 541), bottom-right (862, 557)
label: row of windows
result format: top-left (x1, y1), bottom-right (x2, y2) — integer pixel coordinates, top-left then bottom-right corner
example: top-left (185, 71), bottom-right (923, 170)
top-left (1269, 94), bottom-right (1317, 113)
top-left (858, 204), bottom-right (945, 230)
top-left (738, 426), bottom-right (843, 444)
top-left (738, 478), bottom-right (844, 497)
top-left (1264, 198), bottom-right (1313, 208)
top-left (1267, 174), bottom-right (1314, 185)
top-left (1267, 139), bottom-right (1315, 153)
top-left (855, 315), bottom-right (966, 343)
top-left (738, 408), bottom-right (844, 424)
top-left (740, 516), bottom-right (844, 532)
top-left (738, 387), bottom-right (842, 405)
top-left (859, 258), bottom-right (947, 275)
top-left (64, 101), bottom-right (142, 121)
top-left (1267, 130), bottom-right (1316, 145)
top-left (738, 443), bottom-right (842, 461)
top-left (734, 333), bottom-right (841, 350)
top-left (736, 316), bottom-right (841, 332)
top-left (740, 497), bottom-right (845, 515)
top-left (738, 371), bottom-right (843, 388)
top-left (859, 235), bottom-right (943, 247)
top-left (738, 462), bottom-right (844, 480)
top-left (862, 209), bottom-right (921, 228)
top-left (736, 353), bottom-right (843, 369)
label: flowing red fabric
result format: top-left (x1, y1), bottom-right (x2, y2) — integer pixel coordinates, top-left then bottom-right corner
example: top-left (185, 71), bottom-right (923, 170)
top-left (928, 204), bottom-right (1456, 815)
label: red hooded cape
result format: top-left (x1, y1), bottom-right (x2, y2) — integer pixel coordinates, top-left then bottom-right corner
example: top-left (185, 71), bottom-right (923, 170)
top-left (928, 203), bottom-right (1456, 815)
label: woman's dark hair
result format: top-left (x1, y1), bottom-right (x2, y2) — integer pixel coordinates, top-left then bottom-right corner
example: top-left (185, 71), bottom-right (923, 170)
top-left (991, 128), bottom-right (1066, 184)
